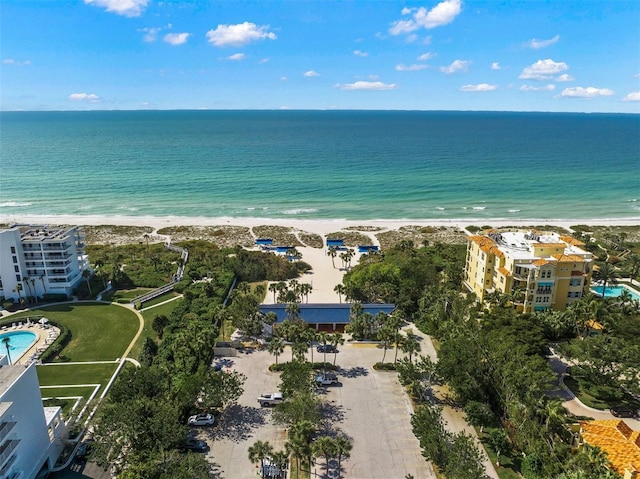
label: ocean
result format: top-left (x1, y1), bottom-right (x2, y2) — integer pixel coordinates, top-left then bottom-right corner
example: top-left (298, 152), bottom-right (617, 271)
top-left (1, 110), bottom-right (638, 222)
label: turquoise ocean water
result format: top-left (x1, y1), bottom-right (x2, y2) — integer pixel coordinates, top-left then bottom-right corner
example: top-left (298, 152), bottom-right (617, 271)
top-left (1, 110), bottom-right (638, 221)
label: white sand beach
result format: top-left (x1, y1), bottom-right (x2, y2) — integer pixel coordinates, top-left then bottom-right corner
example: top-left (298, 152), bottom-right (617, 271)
top-left (4, 213), bottom-right (638, 305)
top-left (3, 214), bottom-right (640, 239)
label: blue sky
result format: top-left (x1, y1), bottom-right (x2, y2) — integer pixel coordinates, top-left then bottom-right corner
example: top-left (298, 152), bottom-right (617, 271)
top-left (2, 0), bottom-right (639, 112)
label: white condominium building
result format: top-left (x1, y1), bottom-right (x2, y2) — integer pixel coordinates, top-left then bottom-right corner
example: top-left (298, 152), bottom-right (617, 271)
top-left (0, 225), bottom-right (89, 303)
top-left (464, 230), bottom-right (594, 312)
top-left (0, 358), bottom-right (65, 478)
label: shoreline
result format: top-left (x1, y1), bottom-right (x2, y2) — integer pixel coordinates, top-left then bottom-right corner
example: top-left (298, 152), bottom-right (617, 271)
top-left (3, 214), bottom-right (640, 237)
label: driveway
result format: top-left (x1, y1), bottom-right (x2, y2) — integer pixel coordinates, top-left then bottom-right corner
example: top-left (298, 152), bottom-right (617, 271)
top-left (547, 349), bottom-right (640, 430)
top-left (207, 343), bottom-right (435, 479)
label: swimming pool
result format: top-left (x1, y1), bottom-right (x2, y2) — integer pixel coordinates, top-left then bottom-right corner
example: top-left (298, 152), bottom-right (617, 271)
top-left (591, 285), bottom-right (640, 301)
top-left (0, 331), bottom-right (37, 363)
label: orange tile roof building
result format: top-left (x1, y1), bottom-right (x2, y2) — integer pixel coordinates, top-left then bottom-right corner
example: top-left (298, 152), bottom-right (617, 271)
top-left (579, 420), bottom-right (640, 478)
top-left (463, 230), bottom-right (594, 312)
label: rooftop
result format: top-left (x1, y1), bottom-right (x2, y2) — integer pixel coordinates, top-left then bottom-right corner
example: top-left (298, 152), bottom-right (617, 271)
top-left (580, 420), bottom-right (640, 476)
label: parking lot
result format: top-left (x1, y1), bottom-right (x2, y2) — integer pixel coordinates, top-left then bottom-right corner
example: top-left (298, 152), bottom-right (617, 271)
top-left (201, 342), bottom-right (435, 479)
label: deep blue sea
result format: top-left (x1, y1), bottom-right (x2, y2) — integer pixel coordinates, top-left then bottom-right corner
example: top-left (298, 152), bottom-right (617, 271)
top-left (1, 110), bottom-right (639, 221)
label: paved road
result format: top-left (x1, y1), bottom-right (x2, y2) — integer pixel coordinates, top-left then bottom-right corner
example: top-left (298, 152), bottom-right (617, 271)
top-left (208, 343), bottom-right (435, 479)
top-left (547, 349), bottom-right (640, 430)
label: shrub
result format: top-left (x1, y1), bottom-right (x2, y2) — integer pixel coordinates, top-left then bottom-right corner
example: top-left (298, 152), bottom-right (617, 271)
top-left (39, 321), bottom-right (72, 363)
top-left (373, 362), bottom-right (397, 371)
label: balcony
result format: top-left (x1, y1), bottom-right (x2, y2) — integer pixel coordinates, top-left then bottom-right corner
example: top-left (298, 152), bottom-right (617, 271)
top-left (0, 422), bottom-right (15, 443)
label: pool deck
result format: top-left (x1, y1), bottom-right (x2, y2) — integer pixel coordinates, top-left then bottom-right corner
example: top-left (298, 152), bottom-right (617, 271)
top-left (0, 322), bottom-right (60, 365)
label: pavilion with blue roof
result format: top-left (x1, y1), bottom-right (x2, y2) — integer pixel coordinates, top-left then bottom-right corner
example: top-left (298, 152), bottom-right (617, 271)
top-left (259, 303), bottom-right (396, 332)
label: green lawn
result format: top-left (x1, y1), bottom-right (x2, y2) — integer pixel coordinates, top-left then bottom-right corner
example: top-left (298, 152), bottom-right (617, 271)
top-left (41, 386), bottom-right (99, 400)
top-left (129, 297), bottom-right (182, 359)
top-left (37, 362), bottom-right (118, 386)
top-left (10, 302), bottom-right (139, 362)
top-left (6, 303), bottom-right (138, 407)
top-left (103, 287), bottom-right (152, 303)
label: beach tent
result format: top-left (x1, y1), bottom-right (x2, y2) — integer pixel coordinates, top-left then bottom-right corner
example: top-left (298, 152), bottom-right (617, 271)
top-left (39, 317), bottom-right (49, 325)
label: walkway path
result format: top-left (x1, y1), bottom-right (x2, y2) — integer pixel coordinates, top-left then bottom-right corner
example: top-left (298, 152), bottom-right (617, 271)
top-left (406, 325), bottom-right (500, 479)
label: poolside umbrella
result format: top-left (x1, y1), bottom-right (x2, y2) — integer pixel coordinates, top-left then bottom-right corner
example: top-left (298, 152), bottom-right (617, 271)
top-left (39, 317), bottom-right (49, 325)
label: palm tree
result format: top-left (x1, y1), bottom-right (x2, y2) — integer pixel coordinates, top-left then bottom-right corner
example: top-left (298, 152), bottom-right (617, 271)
top-left (334, 435), bottom-right (352, 478)
top-left (82, 269), bottom-right (92, 297)
top-left (285, 302), bottom-right (301, 322)
top-left (625, 253), bottom-right (640, 280)
top-left (29, 277), bottom-right (37, 303)
top-left (594, 261), bottom-right (617, 296)
top-left (23, 276), bottom-right (33, 304)
top-left (378, 326), bottom-right (394, 363)
top-left (327, 246), bottom-right (338, 268)
top-left (317, 331), bottom-right (330, 370)
top-left (13, 283), bottom-right (23, 305)
top-left (334, 284), bottom-right (346, 303)
top-left (248, 440), bottom-right (274, 479)
top-left (268, 282), bottom-right (279, 303)
top-left (143, 233), bottom-right (150, 253)
top-left (2, 337), bottom-right (11, 365)
top-left (303, 328), bottom-right (316, 363)
top-left (330, 333), bottom-right (345, 366)
top-left (292, 341), bottom-right (308, 362)
top-left (311, 436), bottom-right (337, 477)
top-left (267, 337), bottom-right (285, 365)
top-left (39, 274), bottom-right (47, 295)
top-left (401, 334), bottom-right (420, 363)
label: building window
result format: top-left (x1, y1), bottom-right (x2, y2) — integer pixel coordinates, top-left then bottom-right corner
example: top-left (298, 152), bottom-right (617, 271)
top-left (14, 266), bottom-right (19, 273)
top-left (10, 246), bottom-right (16, 254)
top-left (12, 256), bottom-right (17, 264)
top-left (16, 275), bottom-right (21, 282)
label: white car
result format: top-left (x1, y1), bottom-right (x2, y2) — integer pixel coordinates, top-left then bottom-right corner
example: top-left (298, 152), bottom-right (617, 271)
top-left (315, 373), bottom-right (339, 386)
top-left (187, 413), bottom-right (216, 426)
top-left (257, 392), bottom-right (283, 407)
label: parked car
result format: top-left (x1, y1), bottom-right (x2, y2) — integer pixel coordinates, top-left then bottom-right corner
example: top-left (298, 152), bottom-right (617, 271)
top-left (188, 413), bottom-right (216, 426)
top-left (316, 344), bottom-right (337, 353)
top-left (610, 406), bottom-right (638, 418)
top-left (179, 439), bottom-right (209, 453)
top-left (315, 373), bottom-right (339, 386)
top-left (258, 392), bottom-right (283, 407)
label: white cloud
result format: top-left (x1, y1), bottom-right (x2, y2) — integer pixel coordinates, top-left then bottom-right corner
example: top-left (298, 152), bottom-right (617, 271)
top-left (304, 70), bottom-right (320, 77)
top-left (520, 84), bottom-right (556, 91)
top-left (140, 27), bottom-right (161, 43)
top-left (2, 58), bottom-right (31, 66)
top-left (417, 52), bottom-right (436, 61)
top-left (354, 50), bottom-right (368, 57)
top-left (390, 0), bottom-right (462, 35)
top-left (84, 0), bottom-right (148, 17)
top-left (555, 73), bottom-right (574, 82)
top-left (259, 58), bottom-right (270, 64)
top-left (280, 77), bottom-right (288, 81)
top-left (226, 53), bottom-right (246, 61)
top-left (396, 64), bottom-right (428, 71)
top-left (460, 83), bottom-right (497, 92)
top-left (206, 22), bottom-right (276, 47)
top-left (525, 34), bottom-right (560, 49)
top-left (439, 59), bottom-right (470, 74)
top-left (519, 58), bottom-right (568, 80)
top-left (623, 92), bottom-right (640, 102)
top-left (336, 81), bottom-right (398, 91)
top-left (163, 33), bottom-right (190, 45)
top-left (491, 62), bottom-right (502, 70)
top-left (68, 93), bottom-right (101, 102)
top-left (561, 86), bottom-right (614, 98)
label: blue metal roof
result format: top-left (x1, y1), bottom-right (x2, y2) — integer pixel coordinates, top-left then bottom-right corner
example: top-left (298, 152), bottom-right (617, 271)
top-left (259, 303), bottom-right (396, 324)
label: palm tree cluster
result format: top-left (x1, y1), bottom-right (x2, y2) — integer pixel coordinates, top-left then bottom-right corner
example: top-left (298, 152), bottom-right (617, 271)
top-left (268, 279), bottom-right (313, 304)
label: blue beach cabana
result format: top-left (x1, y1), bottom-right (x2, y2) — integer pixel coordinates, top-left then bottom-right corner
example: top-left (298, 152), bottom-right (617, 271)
top-left (259, 303), bottom-right (396, 332)
top-left (358, 245), bottom-right (379, 253)
top-left (326, 239), bottom-right (344, 248)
